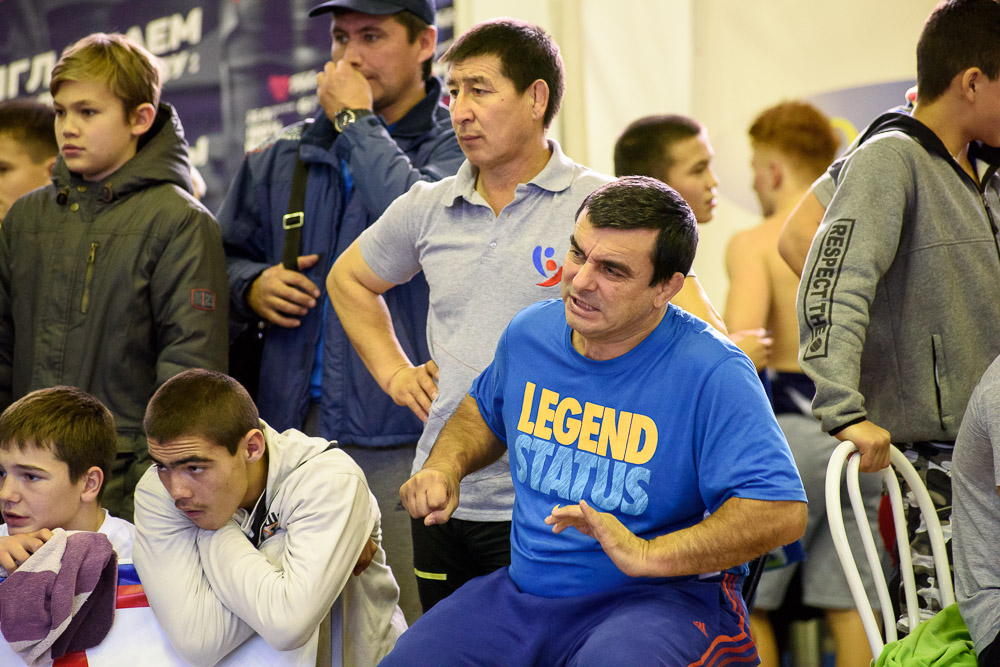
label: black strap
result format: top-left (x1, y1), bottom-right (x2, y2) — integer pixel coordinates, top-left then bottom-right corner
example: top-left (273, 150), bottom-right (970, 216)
top-left (280, 148), bottom-right (309, 271)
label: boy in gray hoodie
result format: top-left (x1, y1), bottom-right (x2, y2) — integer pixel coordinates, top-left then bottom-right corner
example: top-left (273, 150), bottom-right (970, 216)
top-left (798, 0), bottom-right (1000, 627)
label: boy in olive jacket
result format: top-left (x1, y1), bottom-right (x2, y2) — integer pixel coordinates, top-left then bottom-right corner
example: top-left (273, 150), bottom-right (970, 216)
top-left (0, 33), bottom-right (228, 522)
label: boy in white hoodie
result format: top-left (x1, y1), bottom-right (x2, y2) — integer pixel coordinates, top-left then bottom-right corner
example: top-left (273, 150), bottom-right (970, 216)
top-left (134, 368), bottom-right (405, 667)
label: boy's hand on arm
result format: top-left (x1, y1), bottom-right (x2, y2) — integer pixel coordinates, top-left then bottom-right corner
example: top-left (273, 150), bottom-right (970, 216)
top-left (247, 254), bottom-right (321, 328)
top-left (386, 360), bottom-right (439, 422)
top-left (399, 466), bottom-right (460, 526)
top-left (0, 529), bottom-right (54, 573)
top-left (352, 537), bottom-right (377, 576)
top-left (730, 328), bottom-right (773, 371)
top-left (835, 420), bottom-right (892, 472)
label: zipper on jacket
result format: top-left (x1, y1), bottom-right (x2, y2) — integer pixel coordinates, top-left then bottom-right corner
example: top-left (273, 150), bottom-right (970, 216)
top-left (81, 242), bottom-right (98, 314)
top-left (982, 193), bottom-right (1000, 266)
top-left (931, 336), bottom-right (947, 432)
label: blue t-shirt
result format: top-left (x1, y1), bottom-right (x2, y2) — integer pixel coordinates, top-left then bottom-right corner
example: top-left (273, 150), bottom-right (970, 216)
top-left (469, 299), bottom-right (806, 599)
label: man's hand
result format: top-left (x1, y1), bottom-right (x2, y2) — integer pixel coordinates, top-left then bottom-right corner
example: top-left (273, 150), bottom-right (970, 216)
top-left (0, 529), bottom-right (54, 573)
top-left (399, 467), bottom-right (459, 526)
top-left (352, 537), bottom-right (378, 576)
top-left (386, 360), bottom-right (439, 422)
top-left (247, 254), bottom-right (321, 327)
top-left (730, 328), bottom-right (773, 371)
top-left (835, 420), bottom-right (892, 472)
top-left (545, 501), bottom-right (649, 577)
top-left (317, 60), bottom-right (374, 122)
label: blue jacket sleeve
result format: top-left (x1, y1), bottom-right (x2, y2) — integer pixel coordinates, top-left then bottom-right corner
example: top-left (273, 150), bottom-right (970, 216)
top-left (218, 152), bottom-right (275, 323)
top-left (336, 115), bottom-right (464, 219)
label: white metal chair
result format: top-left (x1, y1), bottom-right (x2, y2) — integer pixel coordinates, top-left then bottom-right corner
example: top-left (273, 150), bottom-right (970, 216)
top-left (825, 441), bottom-right (954, 657)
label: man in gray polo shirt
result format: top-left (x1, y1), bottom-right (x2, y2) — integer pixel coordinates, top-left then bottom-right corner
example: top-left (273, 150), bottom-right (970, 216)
top-left (328, 18), bottom-right (610, 610)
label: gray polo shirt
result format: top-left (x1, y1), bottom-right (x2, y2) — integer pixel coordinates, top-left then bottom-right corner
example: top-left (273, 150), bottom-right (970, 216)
top-left (954, 355), bottom-right (1000, 655)
top-left (359, 140), bottom-right (612, 520)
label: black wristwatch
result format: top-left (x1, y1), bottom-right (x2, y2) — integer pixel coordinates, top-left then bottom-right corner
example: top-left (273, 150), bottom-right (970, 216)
top-left (334, 108), bottom-right (373, 132)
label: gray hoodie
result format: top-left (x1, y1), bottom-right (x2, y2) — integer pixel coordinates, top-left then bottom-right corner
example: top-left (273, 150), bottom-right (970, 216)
top-left (798, 114), bottom-right (1000, 442)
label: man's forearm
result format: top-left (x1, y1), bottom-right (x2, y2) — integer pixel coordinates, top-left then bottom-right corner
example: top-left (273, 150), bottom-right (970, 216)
top-left (644, 498), bottom-right (807, 577)
top-left (327, 251), bottom-right (413, 392)
top-left (423, 395), bottom-right (507, 479)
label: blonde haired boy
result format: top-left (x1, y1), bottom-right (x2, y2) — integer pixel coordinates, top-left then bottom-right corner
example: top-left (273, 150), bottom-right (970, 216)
top-left (0, 33), bottom-right (228, 523)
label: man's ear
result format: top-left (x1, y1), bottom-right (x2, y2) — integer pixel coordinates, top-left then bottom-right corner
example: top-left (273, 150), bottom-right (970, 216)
top-left (80, 466), bottom-right (104, 503)
top-left (43, 155), bottom-right (57, 177)
top-left (528, 79), bottom-right (550, 123)
top-left (243, 429), bottom-right (266, 464)
top-left (129, 103), bottom-right (156, 138)
top-left (416, 25), bottom-right (438, 66)
top-left (961, 67), bottom-right (984, 102)
top-left (657, 272), bottom-right (687, 308)
top-left (769, 159), bottom-right (784, 191)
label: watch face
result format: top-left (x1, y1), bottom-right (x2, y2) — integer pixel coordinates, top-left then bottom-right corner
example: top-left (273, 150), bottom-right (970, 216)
top-left (334, 109), bottom-right (355, 132)
top-left (335, 108), bottom-right (372, 132)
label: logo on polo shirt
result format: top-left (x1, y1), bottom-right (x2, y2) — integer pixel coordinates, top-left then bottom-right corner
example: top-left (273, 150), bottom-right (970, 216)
top-left (532, 245), bottom-right (562, 286)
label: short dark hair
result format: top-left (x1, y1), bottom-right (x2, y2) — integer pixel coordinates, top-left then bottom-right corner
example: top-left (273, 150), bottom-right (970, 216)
top-left (393, 10), bottom-right (434, 81)
top-left (576, 176), bottom-right (698, 285)
top-left (144, 369), bottom-right (259, 455)
top-left (0, 100), bottom-right (58, 163)
top-left (442, 18), bottom-right (564, 129)
top-left (332, 8), bottom-right (435, 81)
top-left (917, 0), bottom-right (1000, 103)
top-left (748, 101), bottom-right (839, 181)
top-left (614, 115), bottom-right (704, 181)
top-left (0, 386), bottom-right (116, 500)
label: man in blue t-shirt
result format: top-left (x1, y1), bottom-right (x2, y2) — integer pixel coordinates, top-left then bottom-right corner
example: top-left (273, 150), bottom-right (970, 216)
top-left (385, 176), bottom-right (807, 665)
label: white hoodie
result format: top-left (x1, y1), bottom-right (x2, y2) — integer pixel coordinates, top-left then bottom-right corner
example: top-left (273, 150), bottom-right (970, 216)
top-left (133, 421), bottom-right (406, 666)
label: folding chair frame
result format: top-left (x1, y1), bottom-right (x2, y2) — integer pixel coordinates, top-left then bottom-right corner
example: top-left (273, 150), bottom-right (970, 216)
top-left (825, 441), bottom-right (954, 657)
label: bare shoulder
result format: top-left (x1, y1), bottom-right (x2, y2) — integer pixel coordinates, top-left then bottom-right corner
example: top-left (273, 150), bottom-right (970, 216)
top-left (726, 221), bottom-right (774, 260)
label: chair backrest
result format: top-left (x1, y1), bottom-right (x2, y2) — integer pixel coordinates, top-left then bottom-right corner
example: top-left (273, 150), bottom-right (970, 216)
top-left (825, 441), bottom-right (954, 657)
top-left (741, 554), bottom-right (767, 612)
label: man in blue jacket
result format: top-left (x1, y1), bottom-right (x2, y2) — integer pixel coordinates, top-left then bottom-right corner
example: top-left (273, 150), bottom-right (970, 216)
top-left (218, 0), bottom-right (463, 444)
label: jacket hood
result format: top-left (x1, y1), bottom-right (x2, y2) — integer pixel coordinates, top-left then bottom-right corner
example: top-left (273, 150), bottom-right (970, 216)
top-left (260, 421), bottom-right (337, 505)
top-left (52, 102), bottom-right (194, 202)
top-left (831, 111), bottom-right (1000, 189)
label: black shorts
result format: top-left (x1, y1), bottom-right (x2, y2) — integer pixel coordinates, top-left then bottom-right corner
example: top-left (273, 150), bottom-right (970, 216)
top-left (410, 517), bottom-right (511, 611)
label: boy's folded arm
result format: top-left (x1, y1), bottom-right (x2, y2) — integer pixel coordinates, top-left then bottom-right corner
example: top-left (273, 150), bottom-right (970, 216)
top-left (149, 209), bottom-right (230, 387)
top-left (196, 469), bottom-right (375, 651)
top-left (133, 469), bottom-right (255, 665)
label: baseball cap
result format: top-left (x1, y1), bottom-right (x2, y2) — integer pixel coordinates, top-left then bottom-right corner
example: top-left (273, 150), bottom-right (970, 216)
top-left (307, 0), bottom-right (435, 25)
